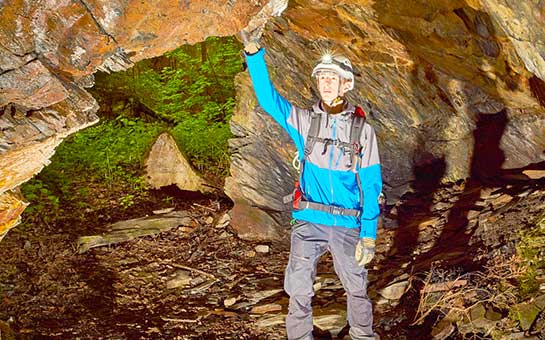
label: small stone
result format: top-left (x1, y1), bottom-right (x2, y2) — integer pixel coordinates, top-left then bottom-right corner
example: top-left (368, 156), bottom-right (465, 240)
top-left (467, 210), bottom-right (480, 220)
top-left (431, 321), bottom-right (455, 340)
top-left (523, 169), bottom-right (545, 179)
top-left (484, 305), bottom-right (503, 321)
top-left (510, 301), bottom-right (541, 331)
top-left (246, 250), bottom-right (256, 258)
top-left (224, 297), bottom-right (237, 307)
top-left (153, 207), bottom-right (175, 214)
top-left (205, 216), bottom-right (214, 224)
top-left (179, 226), bottom-right (194, 233)
top-left (219, 231), bottom-right (231, 239)
top-left (166, 270), bottom-right (192, 289)
top-left (540, 282), bottom-right (545, 292)
top-left (24, 240), bottom-right (31, 249)
top-left (470, 303), bottom-right (486, 321)
top-left (492, 194), bottom-right (513, 208)
top-left (255, 245), bottom-right (270, 253)
top-left (250, 303), bottom-right (282, 314)
top-left (378, 280), bottom-right (409, 300)
top-left (216, 213), bottom-right (230, 229)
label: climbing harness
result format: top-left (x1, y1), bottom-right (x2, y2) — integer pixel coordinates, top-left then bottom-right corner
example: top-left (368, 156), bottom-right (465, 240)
top-left (284, 106), bottom-right (367, 217)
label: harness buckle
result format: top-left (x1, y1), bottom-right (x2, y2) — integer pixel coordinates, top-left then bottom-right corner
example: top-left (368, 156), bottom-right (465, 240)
top-left (330, 206), bottom-right (344, 215)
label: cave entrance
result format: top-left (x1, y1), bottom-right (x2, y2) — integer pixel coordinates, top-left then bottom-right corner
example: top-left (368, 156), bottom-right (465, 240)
top-left (15, 36), bottom-right (242, 237)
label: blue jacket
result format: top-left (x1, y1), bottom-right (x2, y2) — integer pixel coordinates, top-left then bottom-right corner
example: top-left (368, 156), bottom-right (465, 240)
top-left (245, 48), bottom-right (383, 239)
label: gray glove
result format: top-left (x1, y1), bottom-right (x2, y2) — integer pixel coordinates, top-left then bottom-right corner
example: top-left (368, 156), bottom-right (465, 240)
top-left (241, 30), bottom-right (260, 55)
top-left (355, 237), bottom-right (376, 267)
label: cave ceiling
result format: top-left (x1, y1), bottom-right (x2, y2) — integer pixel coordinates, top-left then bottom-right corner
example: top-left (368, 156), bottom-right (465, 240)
top-left (1, 0), bottom-right (545, 240)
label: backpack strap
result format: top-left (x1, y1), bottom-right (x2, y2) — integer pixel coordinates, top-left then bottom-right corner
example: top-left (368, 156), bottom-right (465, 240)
top-left (351, 106), bottom-right (367, 211)
top-left (304, 110), bottom-right (322, 159)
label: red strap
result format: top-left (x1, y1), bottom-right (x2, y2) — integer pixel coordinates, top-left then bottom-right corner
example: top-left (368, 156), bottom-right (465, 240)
top-left (354, 106), bottom-right (366, 118)
top-left (293, 181), bottom-right (302, 209)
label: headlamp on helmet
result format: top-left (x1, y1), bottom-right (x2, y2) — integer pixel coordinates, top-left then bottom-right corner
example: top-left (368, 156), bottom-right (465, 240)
top-left (312, 53), bottom-right (354, 91)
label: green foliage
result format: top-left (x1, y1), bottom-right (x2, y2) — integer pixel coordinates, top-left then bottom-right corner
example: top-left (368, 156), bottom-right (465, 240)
top-left (21, 179), bottom-right (60, 214)
top-left (91, 36), bottom-right (241, 178)
top-left (171, 117), bottom-right (232, 176)
top-left (46, 118), bottom-right (163, 186)
top-left (21, 36), bottom-right (241, 227)
top-left (517, 212), bottom-right (545, 296)
top-left (20, 118), bottom-right (163, 220)
top-left (119, 194), bottom-right (136, 209)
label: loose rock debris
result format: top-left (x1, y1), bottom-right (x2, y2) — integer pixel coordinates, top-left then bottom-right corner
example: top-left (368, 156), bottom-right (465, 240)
top-left (1, 178), bottom-right (545, 338)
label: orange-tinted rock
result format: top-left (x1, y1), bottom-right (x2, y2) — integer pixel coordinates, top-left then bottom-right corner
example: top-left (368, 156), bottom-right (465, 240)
top-left (2, 0), bottom-right (545, 243)
top-left (0, 0), bottom-right (270, 240)
top-left (0, 190), bottom-right (27, 241)
top-left (0, 60), bottom-right (68, 109)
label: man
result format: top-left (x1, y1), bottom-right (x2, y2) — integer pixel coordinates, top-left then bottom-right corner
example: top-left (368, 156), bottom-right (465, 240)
top-left (243, 38), bottom-right (382, 340)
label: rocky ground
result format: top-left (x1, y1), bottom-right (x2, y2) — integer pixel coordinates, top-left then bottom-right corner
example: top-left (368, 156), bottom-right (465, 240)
top-left (1, 174), bottom-right (545, 339)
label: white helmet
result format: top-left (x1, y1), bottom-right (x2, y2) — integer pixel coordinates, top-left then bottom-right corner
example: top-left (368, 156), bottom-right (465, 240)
top-left (311, 54), bottom-right (354, 91)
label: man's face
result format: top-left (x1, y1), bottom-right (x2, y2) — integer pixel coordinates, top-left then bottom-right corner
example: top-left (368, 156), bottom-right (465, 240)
top-left (317, 71), bottom-right (350, 104)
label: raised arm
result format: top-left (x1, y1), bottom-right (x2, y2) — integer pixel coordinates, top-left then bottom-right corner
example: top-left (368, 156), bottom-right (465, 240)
top-left (245, 48), bottom-right (293, 131)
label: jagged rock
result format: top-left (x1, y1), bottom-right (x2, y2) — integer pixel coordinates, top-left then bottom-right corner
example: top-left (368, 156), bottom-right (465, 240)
top-left (152, 207), bottom-right (175, 215)
top-left (492, 194), bottom-right (514, 208)
top-left (0, 0), bottom-right (269, 238)
top-left (77, 211), bottom-right (192, 252)
top-left (144, 133), bottom-right (211, 193)
top-left (378, 279), bottom-right (409, 300)
top-left (225, 0), bottom-right (545, 240)
top-left (2, 0), bottom-right (545, 243)
top-left (255, 245), bottom-right (270, 253)
top-left (313, 309), bottom-right (347, 337)
top-left (0, 191), bottom-right (27, 241)
top-left (523, 170), bottom-right (545, 179)
top-left (166, 270), bottom-right (192, 289)
top-left (250, 303), bottom-right (282, 314)
top-left (0, 60), bottom-right (68, 109)
top-left (256, 314), bottom-right (285, 328)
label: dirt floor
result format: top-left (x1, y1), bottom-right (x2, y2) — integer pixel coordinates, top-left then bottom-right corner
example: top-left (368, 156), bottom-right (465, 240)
top-left (1, 176), bottom-right (545, 339)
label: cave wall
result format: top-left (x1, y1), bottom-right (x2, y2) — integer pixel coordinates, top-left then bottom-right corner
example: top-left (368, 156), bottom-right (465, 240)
top-left (0, 0), bottom-right (269, 239)
top-left (1, 0), bottom-right (545, 242)
top-left (225, 0), bottom-right (545, 240)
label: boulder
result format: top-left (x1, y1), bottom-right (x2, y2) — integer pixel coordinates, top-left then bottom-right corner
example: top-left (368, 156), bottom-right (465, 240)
top-left (145, 133), bottom-right (211, 193)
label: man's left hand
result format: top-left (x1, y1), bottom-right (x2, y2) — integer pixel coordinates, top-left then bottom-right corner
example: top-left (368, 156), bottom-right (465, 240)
top-left (355, 237), bottom-right (375, 267)
top-left (241, 30), bottom-right (260, 55)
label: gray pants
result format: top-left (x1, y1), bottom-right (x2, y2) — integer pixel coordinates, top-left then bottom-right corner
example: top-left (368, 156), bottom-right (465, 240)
top-left (284, 221), bottom-right (374, 340)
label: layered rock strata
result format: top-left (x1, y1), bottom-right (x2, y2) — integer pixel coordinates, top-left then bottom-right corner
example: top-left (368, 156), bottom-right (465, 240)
top-left (1, 0), bottom-right (545, 241)
top-left (225, 0), bottom-right (545, 239)
top-left (0, 0), bottom-right (269, 236)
